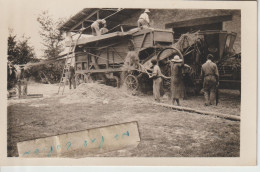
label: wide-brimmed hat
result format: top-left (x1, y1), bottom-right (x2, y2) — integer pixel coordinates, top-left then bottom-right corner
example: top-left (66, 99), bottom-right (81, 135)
top-left (144, 9), bottom-right (150, 13)
top-left (171, 55), bottom-right (183, 62)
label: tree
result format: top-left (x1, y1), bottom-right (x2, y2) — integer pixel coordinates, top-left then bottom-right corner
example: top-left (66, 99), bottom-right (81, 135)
top-left (37, 10), bottom-right (66, 59)
top-left (8, 29), bottom-right (36, 65)
top-left (35, 11), bottom-right (67, 83)
top-left (7, 29), bottom-right (38, 89)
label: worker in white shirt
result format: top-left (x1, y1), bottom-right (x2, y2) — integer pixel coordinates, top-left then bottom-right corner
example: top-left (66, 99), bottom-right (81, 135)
top-left (137, 9), bottom-right (150, 29)
top-left (91, 19), bottom-right (106, 36)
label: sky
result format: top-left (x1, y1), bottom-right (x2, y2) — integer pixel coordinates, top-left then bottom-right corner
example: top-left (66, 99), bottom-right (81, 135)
top-left (3, 0), bottom-right (86, 58)
top-left (2, 0), bottom-right (184, 58)
top-left (1, 0), bottom-right (155, 58)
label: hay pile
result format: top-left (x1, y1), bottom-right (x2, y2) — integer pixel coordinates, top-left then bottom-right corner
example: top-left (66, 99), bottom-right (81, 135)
top-left (59, 83), bottom-right (129, 104)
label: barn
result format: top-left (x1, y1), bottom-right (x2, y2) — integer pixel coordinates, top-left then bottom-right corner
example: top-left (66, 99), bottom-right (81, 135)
top-left (58, 8), bottom-right (241, 91)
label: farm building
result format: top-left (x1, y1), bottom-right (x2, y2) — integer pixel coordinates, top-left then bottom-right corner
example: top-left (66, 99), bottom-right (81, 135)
top-left (59, 8), bottom-right (241, 53)
top-left (58, 8), bottom-right (241, 92)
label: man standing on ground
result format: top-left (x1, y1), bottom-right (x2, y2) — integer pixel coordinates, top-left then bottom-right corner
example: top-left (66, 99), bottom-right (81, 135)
top-left (121, 45), bottom-right (139, 86)
top-left (149, 59), bottom-right (162, 102)
top-left (170, 55), bottom-right (188, 106)
top-left (137, 9), bottom-right (150, 29)
top-left (68, 59), bottom-right (76, 90)
top-left (201, 54), bottom-right (219, 106)
top-left (15, 65), bottom-right (27, 98)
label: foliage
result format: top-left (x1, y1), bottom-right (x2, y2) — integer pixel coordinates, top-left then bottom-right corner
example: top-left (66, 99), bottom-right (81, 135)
top-left (28, 62), bottom-right (64, 83)
top-left (36, 11), bottom-right (67, 83)
top-left (7, 29), bottom-right (39, 89)
top-left (8, 30), bottom-right (37, 64)
top-left (217, 54), bottom-right (241, 71)
top-left (37, 10), bottom-right (66, 59)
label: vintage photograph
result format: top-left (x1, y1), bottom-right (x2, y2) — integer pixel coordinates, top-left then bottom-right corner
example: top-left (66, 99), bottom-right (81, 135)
top-left (6, 7), bottom-right (242, 158)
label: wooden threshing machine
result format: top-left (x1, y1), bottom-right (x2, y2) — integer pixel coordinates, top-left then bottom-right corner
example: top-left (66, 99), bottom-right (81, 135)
top-left (68, 26), bottom-right (183, 92)
top-left (59, 8), bottom-right (240, 95)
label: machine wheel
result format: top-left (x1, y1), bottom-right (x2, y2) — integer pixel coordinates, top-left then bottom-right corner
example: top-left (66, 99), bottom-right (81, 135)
top-left (157, 47), bottom-right (184, 62)
top-left (157, 47), bottom-right (184, 78)
top-left (124, 74), bottom-right (139, 92)
top-left (75, 73), bottom-right (93, 86)
top-left (157, 47), bottom-right (184, 91)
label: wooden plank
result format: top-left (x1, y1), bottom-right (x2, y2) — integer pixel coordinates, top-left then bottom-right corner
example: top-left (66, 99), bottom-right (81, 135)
top-left (165, 15), bottom-right (233, 29)
top-left (75, 67), bottom-right (132, 74)
top-left (154, 31), bottom-right (173, 43)
top-left (65, 32), bottom-right (129, 47)
top-left (140, 33), bottom-right (147, 49)
top-left (106, 48), bottom-right (109, 68)
top-left (17, 121), bottom-right (140, 158)
top-left (153, 102), bottom-right (240, 121)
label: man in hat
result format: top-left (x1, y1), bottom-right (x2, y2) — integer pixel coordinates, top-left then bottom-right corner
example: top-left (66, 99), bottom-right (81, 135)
top-left (170, 55), bottom-right (189, 106)
top-left (91, 19), bottom-right (106, 36)
top-left (201, 54), bottom-right (219, 106)
top-left (138, 9), bottom-right (150, 29)
top-left (149, 59), bottom-right (162, 102)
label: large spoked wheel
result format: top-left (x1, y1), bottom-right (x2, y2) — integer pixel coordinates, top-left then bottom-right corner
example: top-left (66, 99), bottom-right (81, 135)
top-left (124, 74), bottom-right (139, 92)
top-left (157, 47), bottom-right (183, 77)
top-left (157, 47), bottom-right (183, 91)
top-left (157, 47), bottom-right (184, 63)
top-left (75, 73), bottom-right (93, 86)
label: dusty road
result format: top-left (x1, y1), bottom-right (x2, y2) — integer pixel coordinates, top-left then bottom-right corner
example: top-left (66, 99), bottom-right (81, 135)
top-left (7, 82), bottom-right (240, 157)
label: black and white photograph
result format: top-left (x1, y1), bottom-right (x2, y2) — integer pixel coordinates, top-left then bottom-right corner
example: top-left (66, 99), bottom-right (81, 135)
top-left (1, 0), bottom-right (257, 166)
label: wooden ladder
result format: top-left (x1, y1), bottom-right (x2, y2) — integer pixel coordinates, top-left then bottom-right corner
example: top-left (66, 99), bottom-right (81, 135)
top-left (57, 30), bottom-right (84, 94)
top-left (57, 58), bottom-right (71, 95)
top-left (57, 42), bottom-right (75, 95)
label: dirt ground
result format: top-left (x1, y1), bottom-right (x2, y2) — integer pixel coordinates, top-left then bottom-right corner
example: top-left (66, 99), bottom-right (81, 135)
top-left (7, 82), bottom-right (240, 157)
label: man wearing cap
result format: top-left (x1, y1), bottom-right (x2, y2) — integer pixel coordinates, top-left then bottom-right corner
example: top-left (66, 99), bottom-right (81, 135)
top-left (138, 9), bottom-right (150, 29)
top-left (91, 19), bottom-right (106, 36)
top-left (149, 59), bottom-right (162, 102)
top-left (15, 65), bottom-right (28, 98)
top-left (201, 54), bottom-right (219, 106)
top-left (170, 55), bottom-right (189, 106)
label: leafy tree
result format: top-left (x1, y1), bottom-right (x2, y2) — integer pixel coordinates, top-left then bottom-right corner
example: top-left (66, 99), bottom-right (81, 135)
top-left (7, 29), bottom-right (38, 89)
top-left (37, 10), bottom-right (66, 59)
top-left (8, 29), bottom-right (36, 65)
top-left (35, 11), bottom-right (67, 83)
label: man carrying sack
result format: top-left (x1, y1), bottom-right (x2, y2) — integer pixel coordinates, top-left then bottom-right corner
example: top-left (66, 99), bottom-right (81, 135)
top-left (91, 19), bottom-right (106, 36)
top-left (201, 54), bottom-right (219, 106)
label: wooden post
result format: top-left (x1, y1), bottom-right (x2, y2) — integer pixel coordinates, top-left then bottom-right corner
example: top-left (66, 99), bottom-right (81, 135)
top-left (106, 48), bottom-right (110, 69)
top-left (97, 11), bottom-right (99, 19)
top-left (120, 25), bottom-right (124, 32)
top-left (112, 51), bottom-right (115, 68)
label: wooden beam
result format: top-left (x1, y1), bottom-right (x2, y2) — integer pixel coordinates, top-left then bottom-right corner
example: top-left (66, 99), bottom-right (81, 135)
top-left (165, 15), bottom-right (233, 29)
top-left (140, 33), bottom-right (147, 49)
top-left (153, 102), bottom-right (240, 121)
top-left (106, 48), bottom-right (109, 68)
top-left (111, 47), bottom-right (124, 60)
top-left (100, 8), bottom-right (118, 12)
top-left (97, 11), bottom-right (99, 19)
top-left (69, 10), bottom-right (99, 32)
top-left (84, 19), bottom-right (95, 23)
